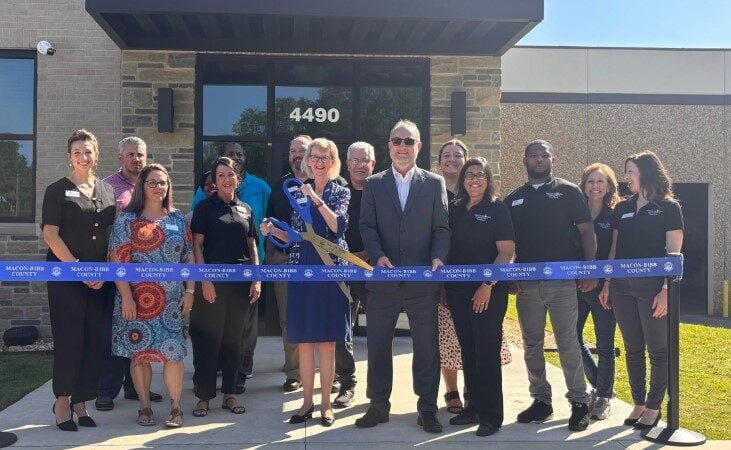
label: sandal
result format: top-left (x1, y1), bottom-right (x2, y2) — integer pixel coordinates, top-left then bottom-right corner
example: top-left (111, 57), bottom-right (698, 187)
top-left (165, 408), bottom-right (183, 428)
top-left (222, 396), bottom-right (246, 414)
top-left (192, 399), bottom-right (209, 417)
top-left (444, 391), bottom-right (464, 414)
top-left (137, 407), bottom-right (156, 426)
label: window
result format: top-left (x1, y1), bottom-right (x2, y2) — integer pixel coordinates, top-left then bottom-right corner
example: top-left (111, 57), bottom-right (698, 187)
top-left (0, 53), bottom-right (36, 222)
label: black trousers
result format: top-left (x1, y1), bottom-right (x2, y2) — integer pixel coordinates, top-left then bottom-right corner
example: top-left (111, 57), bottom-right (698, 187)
top-left (190, 281), bottom-right (253, 400)
top-left (334, 281), bottom-right (366, 388)
top-left (48, 281), bottom-right (112, 403)
top-left (446, 284), bottom-right (508, 426)
top-left (235, 300), bottom-right (258, 386)
top-left (365, 285), bottom-right (440, 414)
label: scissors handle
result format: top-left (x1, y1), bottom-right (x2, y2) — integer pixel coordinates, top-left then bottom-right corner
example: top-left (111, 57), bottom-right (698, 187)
top-left (264, 217), bottom-right (302, 249)
top-left (283, 178), bottom-right (313, 224)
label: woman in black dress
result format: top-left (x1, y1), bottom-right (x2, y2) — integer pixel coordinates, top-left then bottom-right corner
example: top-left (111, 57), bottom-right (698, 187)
top-left (42, 129), bottom-right (116, 431)
top-left (445, 157), bottom-right (515, 437)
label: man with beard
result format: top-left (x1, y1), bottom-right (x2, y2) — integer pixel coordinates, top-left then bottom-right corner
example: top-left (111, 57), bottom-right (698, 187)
top-left (503, 139), bottom-right (597, 432)
top-left (96, 137), bottom-right (163, 410)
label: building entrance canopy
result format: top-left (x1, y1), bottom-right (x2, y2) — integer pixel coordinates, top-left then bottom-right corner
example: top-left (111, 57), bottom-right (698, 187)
top-left (86, 0), bottom-right (542, 56)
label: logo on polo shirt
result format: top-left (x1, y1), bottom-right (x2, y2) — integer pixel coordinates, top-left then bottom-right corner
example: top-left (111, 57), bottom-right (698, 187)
top-left (598, 222), bottom-right (611, 229)
top-left (647, 209), bottom-right (663, 216)
top-left (546, 192), bottom-right (563, 199)
top-left (422, 270), bottom-right (433, 278)
top-left (474, 214), bottom-right (491, 222)
top-left (664, 262), bottom-right (674, 272)
top-left (603, 264), bottom-right (614, 275)
top-left (51, 266), bottom-right (62, 277)
top-left (116, 267), bottom-right (126, 278)
top-left (304, 269), bottom-right (314, 278)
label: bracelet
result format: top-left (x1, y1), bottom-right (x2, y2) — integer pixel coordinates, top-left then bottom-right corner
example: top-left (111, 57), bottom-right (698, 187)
top-left (312, 200), bottom-right (324, 207)
top-left (185, 288), bottom-right (195, 295)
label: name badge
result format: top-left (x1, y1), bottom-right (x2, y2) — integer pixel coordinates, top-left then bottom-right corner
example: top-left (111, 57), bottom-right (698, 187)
top-left (65, 190), bottom-right (80, 198)
top-left (621, 212), bottom-right (634, 219)
top-left (165, 224), bottom-right (179, 232)
top-left (511, 198), bottom-right (524, 207)
top-left (234, 206), bottom-right (249, 215)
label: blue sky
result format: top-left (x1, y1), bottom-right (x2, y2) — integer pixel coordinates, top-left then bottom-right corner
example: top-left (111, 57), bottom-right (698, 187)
top-left (518, 0), bottom-right (731, 48)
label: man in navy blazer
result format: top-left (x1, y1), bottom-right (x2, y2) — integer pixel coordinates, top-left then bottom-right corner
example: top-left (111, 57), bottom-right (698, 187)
top-left (356, 120), bottom-right (450, 433)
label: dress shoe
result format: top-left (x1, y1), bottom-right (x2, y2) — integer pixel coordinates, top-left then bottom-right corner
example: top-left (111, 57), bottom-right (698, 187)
top-left (333, 387), bottom-right (355, 408)
top-left (289, 404), bottom-right (314, 424)
top-left (355, 408), bottom-right (389, 428)
top-left (449, 409), bottom-right (478, 425)
top-left (52, 404), bottom-right (77, 432)
top-left (94, 396), bottom-right (114, 411)
top-left (634, 411), bottom-right (661, 430)
top-left (476, 422), bottom-right (500, 437)
top-left (417, 412), bottom-right (443, 433)
top-left (71, 405), bottom-right (96, 427)
top-left (283, 378), bottom-right (301, 392)
top-left (321, 411), bottom-right (335, 427)
top-left (124, 389), bottom-right (163, 402)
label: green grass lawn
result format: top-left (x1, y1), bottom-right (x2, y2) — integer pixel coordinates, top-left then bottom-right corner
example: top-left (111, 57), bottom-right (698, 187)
top-left (506, 296), bottom-right (731, 440)
top-left (0, 353), bottom-right (53, 411)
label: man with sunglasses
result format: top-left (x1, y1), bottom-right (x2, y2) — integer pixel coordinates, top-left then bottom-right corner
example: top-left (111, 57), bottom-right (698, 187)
top-left (96, 137), bottom-right (164, 411)
top-left (357, 120), bottom-right (450, 433)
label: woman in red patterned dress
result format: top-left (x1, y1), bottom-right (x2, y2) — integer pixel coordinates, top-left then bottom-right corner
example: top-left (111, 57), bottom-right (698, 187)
top-left (110, 164), bottom-right (195, 428)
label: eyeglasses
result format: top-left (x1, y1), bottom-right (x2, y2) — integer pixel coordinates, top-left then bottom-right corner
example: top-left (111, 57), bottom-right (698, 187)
top-left (145, 180), bottom-right (168, 188)
top-left (309, 155), bottom-right (332, 164)
top-left (464, 172), bottom-right (487, 181)
top-left (389, 137), bottom-right (417, 147)
top-left (347, 158), bottom-right (373, 166)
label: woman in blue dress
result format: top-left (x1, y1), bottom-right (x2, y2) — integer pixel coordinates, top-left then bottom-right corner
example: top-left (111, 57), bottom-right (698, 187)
top-left (110, 164), bottom-right (195, 428)
top-left (262, 138), bottom-right (350, 427)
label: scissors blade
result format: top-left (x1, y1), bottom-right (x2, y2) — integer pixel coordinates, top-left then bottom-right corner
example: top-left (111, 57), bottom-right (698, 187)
top-left (300, 231), bottom-right (373, 270)
top-left (310, 245), bottom-right (354, 303)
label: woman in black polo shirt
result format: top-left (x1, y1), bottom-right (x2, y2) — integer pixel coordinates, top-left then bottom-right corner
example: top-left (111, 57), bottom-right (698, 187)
top-left (599, 151), bottom-right (683, 430)
top-left (577, 163), bottom-right (619, 420)
top-left (42, 129), bottom-right (116, 431)
top-left (189, 157), bottom-right (261, 417)
top-left (445, 157), bottom-right (515, 437)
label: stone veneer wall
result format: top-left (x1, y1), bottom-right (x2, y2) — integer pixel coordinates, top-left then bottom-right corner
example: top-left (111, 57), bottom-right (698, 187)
top-left (0, 0), bottom-right (121, 337)
top-left (121, 52), bottom-right (197, 209)
top-left (429, 56), bottom-right (502, 178)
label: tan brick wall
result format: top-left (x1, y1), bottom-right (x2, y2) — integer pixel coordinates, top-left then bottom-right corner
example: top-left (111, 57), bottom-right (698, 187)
top-left (121, 51), bottom-right (197, 210)
top-left (429, 56), bottom-right (502, 179)
top-left (0, 0), bottom-right (121, 337)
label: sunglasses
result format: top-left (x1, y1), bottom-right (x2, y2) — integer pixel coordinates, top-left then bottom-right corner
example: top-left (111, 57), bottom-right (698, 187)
top-left (389, 137), bottom-right (417, 147)
top-left (144, 180), bottom-right (168, 188)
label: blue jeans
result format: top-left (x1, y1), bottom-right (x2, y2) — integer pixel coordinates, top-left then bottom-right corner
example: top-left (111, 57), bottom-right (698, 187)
top-left (577, 284), bottom-right (617, 399)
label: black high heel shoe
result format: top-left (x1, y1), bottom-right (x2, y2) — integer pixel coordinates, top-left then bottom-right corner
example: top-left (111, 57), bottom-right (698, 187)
top-left (634, 410), bottom-right (661, 430)
top-left (52, 403), bottom-right (78, 432)
top-left (71, 403), bottom-right (97, 427)
top-left (289, 405), bottom-right (314, 424)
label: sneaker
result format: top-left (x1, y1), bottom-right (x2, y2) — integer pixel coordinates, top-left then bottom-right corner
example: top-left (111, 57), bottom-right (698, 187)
top-left (568, 401), bottom-right (590, 431)
top-left (516, 399), bottom-right (553, 423)
top-left (283, 378), bottom-right (301, 392)
top-left (590, 397), bottom-right (611, 420)
top-left (333, 387), bottom-right (355, 408)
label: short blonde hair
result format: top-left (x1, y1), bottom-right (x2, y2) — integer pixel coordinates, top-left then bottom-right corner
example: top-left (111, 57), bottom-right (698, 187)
top-left (390, 119), bottom-right (421, 142)
top-left (302, 138), bottom-right (341, 180)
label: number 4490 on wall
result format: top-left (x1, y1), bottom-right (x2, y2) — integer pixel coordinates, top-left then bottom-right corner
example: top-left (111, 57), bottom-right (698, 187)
top-left (289, 107), bottom-right (340, 123)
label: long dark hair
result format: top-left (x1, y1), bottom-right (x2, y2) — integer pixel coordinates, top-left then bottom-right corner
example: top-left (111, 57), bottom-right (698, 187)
top-left (454, 157), bottom-right (496, 206)
top-left (125, 164), bottom-right (174, 214)
top-left (624, 151), bottom-right (675, 202)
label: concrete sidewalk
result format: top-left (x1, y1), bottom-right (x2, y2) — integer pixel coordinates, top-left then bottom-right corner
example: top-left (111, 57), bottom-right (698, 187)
top-left (0, 337), bottom-right (725, 449)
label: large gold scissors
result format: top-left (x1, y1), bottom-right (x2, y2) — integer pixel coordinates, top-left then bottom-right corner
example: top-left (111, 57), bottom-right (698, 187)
top-left (265, 178), bottom-right (373, 301)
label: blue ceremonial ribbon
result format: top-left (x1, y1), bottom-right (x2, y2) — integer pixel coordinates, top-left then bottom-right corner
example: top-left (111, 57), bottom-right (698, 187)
top-left (0, 256), bottom-right (683, 282)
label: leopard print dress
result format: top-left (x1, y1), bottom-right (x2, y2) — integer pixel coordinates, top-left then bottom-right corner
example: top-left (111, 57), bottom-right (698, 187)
top-left (438, 302), bottom-right (463, 370)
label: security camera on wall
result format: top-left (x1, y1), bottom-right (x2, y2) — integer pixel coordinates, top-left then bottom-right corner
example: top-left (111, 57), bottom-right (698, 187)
top-left (36, 40), bottom-right (55, 56)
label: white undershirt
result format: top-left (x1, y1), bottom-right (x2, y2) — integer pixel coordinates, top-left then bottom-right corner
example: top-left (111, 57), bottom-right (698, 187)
top-left (392, 165), bottom-right (417, 210)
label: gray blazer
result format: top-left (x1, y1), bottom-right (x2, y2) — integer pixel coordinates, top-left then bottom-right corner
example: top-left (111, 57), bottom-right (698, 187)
top-left (359, 167), bottom-right (450, 294)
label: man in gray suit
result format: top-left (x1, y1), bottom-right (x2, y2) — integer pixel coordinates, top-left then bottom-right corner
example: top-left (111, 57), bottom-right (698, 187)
top-left (355, 120), bottom-right (450, 433)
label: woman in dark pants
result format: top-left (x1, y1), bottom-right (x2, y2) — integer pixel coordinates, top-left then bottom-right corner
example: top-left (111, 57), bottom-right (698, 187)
top-left (599, 150), bottom-right (683, 430)
top-left (445, 157), bottom-right (515, 437)
top-left (576, 163), bottom-right (620, 420)
top-left (189, 157), bottom-right (261, 417)
top-left (42, 129), bottom-right (116, 431)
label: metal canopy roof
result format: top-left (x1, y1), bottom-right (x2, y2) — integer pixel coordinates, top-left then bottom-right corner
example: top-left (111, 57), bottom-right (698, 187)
top-left (86, 0), bottom-right (543, 56)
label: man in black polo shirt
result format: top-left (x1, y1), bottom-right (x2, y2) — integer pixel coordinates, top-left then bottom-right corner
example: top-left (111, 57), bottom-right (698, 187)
top-left (504, 139), bottom-right (597, 432)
